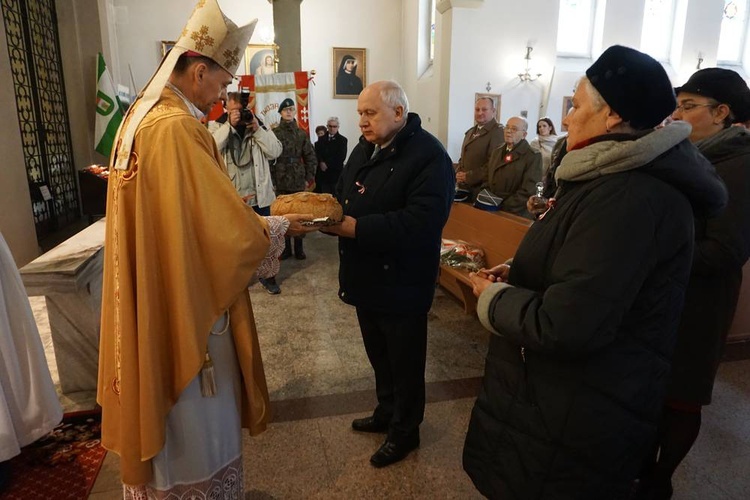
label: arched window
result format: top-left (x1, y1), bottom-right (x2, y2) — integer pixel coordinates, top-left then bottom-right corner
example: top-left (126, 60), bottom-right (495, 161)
top-left (718, 0), bottom-right (749, 64)
top-left (557, 0), bottom-right (597, 57)
top-left (640, 0), bottom-right (677, 62)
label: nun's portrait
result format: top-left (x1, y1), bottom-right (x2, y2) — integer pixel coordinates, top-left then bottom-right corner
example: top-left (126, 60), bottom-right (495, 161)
top-left (333, 47), bottom-right (366, 99)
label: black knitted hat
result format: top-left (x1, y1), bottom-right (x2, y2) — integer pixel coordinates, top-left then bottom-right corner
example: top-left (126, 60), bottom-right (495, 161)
top-left (586, 45), bottom-right (676, 130)
top-left (675, 68), bottom-right (750, 122)
top-left (278, 98), bottom-right (295, 112)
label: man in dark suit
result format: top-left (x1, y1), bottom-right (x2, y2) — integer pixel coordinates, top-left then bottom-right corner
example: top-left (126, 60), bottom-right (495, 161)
top-left (482, 116), bottom-right (542, 219)
top-left (324, 80), bottom-right (455, 468)
top-left (314, 116), bottom-right (348, 194)
top-left (455, 97), bottom-right (505, 197)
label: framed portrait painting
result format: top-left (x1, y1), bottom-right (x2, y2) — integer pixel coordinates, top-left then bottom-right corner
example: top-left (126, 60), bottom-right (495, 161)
top-left (161, 40), bottom-right (175, 58)
top-left (245, 44), bottom-right (278, 76)
top-left (333, 47), bottom-right (366, 99)
top-left (474, 93), bottom-right (501, 123)
top-left (561, 96), bottom-right (574, 131)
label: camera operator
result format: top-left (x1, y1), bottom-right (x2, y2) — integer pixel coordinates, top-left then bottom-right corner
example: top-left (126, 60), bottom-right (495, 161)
top-left (209, 92), bottom-right (284, 294)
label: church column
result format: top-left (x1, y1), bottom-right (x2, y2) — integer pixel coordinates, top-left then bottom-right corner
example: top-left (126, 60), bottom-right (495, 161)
top-left (269, 0), bottom-right (302, 72)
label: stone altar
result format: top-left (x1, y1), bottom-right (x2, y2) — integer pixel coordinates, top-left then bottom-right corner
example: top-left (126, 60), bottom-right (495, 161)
top-left (20, 220), bottom-right (105, 394)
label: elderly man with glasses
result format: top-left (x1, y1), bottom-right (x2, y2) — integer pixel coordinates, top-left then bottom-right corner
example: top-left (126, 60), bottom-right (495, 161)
top-left (479, 116), bottom-right (542, 219)
top-left (314, 116), bottom-right (348, 195)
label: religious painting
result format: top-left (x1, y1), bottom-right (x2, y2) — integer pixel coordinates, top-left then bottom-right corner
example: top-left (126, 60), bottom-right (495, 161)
top-left (561, 96), bottom-right (574, 131)
top-left (474, 93), bottom-right (501, 123)
top-left (333, 47), bottom-right (366, 99)
top-left (161, 40), bottom-right (175, 58)
top-left (245, 44), bottom-right (278, 76)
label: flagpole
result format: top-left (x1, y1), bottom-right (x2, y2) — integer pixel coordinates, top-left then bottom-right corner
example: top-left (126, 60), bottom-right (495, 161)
top-left (128, 64), bottom-right (138, 103)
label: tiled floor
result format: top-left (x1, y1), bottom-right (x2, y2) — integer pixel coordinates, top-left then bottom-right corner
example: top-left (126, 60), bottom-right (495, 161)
top-left (29, 232), bottom-right (750, 498)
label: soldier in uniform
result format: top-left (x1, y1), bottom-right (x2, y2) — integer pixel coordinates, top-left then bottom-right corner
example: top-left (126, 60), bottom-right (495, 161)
top-left (272, 98), bottom-right (318, 259)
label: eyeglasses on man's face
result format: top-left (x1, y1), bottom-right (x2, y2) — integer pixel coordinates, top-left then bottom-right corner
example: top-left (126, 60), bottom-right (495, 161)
top-left (505, 126), bottom-right (523, 133)
top-left (328, 125), bottom-right (338, 128)
top-left (675, 102), bottom-right (718, 113)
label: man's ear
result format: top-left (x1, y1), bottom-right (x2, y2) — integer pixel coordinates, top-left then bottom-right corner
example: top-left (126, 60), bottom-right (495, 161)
top-left (194, 62), bottom-right (207, 83)
top-left (394, 105), bottom-right (405, 120)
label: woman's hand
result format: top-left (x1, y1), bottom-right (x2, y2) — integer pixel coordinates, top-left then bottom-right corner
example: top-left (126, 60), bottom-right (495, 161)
top-left (468, 271), bottom-right (494, 298)
top-left (480, 263), bottom-right (511, 283)
top-left (283, 213), bottom-right (317, 236)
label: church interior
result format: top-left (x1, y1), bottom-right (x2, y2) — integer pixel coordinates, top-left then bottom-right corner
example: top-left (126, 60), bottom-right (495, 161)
top-left (2, 0), bottom-right (750, 498)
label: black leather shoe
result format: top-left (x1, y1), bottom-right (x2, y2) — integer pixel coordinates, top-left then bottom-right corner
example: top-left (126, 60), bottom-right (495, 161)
top-left (259, 277), bottom-right (281, 295)
top-left (351, 416), bottom-right (388, 433)
top-left (369, 438), bottom-right (419, 468)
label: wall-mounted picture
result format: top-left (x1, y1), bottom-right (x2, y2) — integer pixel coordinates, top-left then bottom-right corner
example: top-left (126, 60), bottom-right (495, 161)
top-left (161, 40), bottom-right (175, 58)
top-left (561, 96), bottom-right (574, 131)
top-left (333, 47), bottom-right (366, 99)
top-left (474, 92), bottom-right (501, 123)
top-left (245, 44), bottom-right (277, 76)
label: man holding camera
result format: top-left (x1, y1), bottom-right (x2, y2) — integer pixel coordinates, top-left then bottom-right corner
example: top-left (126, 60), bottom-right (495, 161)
top-left (210, 92), bottom-right (284, 294)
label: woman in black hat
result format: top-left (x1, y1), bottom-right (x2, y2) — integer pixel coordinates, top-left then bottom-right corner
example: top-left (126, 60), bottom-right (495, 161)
top-left (638, 68), bottom-right (750, 499)
top-left (462, 46), bottom-right (727, 498)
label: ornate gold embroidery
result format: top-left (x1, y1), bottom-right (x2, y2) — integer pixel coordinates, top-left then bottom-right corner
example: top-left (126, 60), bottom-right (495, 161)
top-left (223, 47), bottom-right (240, 70)
top-left (190, 26), bottom-right (214, 51)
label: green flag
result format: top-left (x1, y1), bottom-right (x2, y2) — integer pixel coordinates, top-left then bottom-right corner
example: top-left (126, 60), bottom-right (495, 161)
top-left (94, 53), bottom-right (123, 157)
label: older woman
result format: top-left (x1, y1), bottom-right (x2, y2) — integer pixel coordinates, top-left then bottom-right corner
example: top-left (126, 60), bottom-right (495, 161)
top-left (638, 68), bottom-right (750, 499)
top-left (529, 117), bottom-right (559, 174)
top-left (462, 46), bottom-right (727, 498)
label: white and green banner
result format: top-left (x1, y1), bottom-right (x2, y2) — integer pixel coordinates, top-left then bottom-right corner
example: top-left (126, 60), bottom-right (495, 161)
top-left (94, 53), bottom-right (123, 157)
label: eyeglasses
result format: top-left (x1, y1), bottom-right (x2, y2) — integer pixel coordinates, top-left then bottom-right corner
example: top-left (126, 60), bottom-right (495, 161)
top-left (505, 126), bottom-right (523, 133)
top-left (328, 125), bottom-right (338, 128)
top-left (675, 102), bottom-right (718, 113)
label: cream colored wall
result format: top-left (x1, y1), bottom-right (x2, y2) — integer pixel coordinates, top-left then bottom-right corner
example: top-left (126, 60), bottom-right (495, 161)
top-left (0, 9), bottom-right (40, 266)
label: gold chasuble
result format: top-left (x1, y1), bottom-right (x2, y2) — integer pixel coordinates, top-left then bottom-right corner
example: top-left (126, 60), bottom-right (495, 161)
top-left (97, 87), bottom-right (271, 485)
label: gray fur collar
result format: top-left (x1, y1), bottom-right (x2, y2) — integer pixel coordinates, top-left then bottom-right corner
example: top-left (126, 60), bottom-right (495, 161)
top-left (555, 121), bottom-right (691, 182)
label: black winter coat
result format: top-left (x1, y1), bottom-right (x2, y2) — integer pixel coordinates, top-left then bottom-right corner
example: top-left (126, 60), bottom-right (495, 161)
top-left (463, 127), bottom-right (727, 499)
top-left (335, 113), bottom-right (455, 314)
top-left (667, 130), bottom-right (750, 404)
top-left (315, 132), bottom-right (348, 185)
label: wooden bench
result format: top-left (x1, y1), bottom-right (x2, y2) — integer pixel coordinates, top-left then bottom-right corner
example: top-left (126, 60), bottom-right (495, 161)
top-left (728, 261), bottom-right (750, 344)
top-left (439, 202), bottom-right (532, 313)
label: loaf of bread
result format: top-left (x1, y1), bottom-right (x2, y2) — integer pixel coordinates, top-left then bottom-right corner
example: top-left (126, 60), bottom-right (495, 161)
top-left (270, 192), bottom-right (344, 221)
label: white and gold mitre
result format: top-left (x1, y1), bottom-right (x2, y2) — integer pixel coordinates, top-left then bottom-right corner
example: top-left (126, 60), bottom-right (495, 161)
top-left (112, 0), bottom-right (257, 170)
top-left (174, 0), bottom-right (255, 76)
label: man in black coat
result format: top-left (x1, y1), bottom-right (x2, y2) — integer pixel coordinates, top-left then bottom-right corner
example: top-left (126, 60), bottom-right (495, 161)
top-left (324, 80), bottom-right (455, 468)
top-left (314, 116), bottom-right (348, 194)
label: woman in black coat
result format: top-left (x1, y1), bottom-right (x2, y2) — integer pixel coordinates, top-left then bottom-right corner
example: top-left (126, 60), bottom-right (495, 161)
top-left (462, 46), bottom-right (727, 499)
top-left (638, 68), bottom-right (750, 499)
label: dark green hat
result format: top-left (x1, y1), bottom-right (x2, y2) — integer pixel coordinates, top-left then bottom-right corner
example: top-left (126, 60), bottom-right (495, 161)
top-left (278, 98), bottom-right (295, 113)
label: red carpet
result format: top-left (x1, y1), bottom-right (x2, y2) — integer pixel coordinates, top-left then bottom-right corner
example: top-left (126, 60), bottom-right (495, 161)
top-left (0, 409), bottom-right (107, 500)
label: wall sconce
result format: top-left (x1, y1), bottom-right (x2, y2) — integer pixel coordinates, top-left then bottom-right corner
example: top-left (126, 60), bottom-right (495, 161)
top-left (486, 82), bottom-right (492, 92)
top-left (518, 46), bottom-right (542, 82)
top-left (696, 52), bottom-right (704, 70)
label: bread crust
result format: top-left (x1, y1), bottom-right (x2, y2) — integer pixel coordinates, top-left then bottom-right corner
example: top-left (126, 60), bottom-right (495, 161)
top-left (270, 192), bottom-right (344, 221)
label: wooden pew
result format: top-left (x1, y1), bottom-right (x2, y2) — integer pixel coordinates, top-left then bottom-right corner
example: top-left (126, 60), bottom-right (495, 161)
top-left (439, 202), bottom-right (532, 313)
top-left (728, 261), bottom-right (750, 344)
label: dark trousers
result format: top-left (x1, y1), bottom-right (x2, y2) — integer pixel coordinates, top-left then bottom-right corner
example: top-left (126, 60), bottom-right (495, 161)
top-left (252, 205), bottom-right (270, 216)
top-left (356, 307), bottom-right (427, 444)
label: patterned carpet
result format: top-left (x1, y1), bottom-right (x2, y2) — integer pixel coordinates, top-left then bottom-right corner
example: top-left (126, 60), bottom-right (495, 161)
top-left (0, 409), bottom-right (107, 500)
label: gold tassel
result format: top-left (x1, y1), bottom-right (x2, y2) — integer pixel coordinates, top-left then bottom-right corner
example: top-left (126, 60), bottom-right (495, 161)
top-left (200, 350), bottom-right (217, 397)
